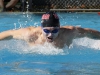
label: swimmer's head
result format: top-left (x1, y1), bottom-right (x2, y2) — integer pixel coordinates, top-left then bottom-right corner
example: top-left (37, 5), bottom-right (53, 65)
top-left (41, 11), bottom-right (60, 42)
top-left (41, 11), bottom-right (60, 27)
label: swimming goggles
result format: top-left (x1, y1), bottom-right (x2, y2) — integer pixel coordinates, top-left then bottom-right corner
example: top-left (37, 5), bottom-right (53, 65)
top-left (43, 29), bottom-right (59, 33)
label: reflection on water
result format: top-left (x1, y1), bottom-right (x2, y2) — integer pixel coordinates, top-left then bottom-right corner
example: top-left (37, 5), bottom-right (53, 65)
top-left (1, 61), bottom-right (100, 75)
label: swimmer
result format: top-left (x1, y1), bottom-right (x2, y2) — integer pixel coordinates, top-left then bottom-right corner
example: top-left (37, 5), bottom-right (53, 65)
top-left (0, 11), bottom-right (100, 48)
top-left (0, 0), bottom-right (19, 11)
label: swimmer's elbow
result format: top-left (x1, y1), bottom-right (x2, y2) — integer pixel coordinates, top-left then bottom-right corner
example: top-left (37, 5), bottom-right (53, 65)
top-left (0, 36), bottom-right (13, 41)
top-left (86, 32), bottom-right (100, 40)
top-left (87, 34), bottom-right (100, 40)
top-left (85, 28), bottom-right (100, 40)
top-left (77, 27), bottom-right (100, 40)
top-left (0, 30), bottom-right (14, 41)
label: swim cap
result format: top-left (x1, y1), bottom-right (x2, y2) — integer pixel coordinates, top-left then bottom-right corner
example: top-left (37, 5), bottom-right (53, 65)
top-left (41, 11), bottom-right (60, 27)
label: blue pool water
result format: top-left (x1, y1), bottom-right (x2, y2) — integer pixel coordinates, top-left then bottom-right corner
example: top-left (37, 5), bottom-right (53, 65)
top-left (0, 12), bottom-right (100, 75)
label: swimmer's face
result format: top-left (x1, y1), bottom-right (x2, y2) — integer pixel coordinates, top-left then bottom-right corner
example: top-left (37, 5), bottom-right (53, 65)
top-left (42, 27), bottom-right (59, 42)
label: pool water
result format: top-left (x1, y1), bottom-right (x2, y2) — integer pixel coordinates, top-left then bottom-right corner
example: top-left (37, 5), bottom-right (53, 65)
top-left (0, 12), bottom-right (100, 75)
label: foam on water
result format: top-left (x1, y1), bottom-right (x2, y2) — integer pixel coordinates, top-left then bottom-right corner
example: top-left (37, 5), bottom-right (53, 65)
top-left (73, 37), bottom-right (100, 50)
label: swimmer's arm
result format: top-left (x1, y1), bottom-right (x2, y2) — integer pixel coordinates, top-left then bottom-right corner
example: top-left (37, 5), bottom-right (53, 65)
top-left (76, 27), bottom-right (100, 39)
top-left (0, 30), bottom-right (13, 40)
top-left (0, 28), bottom-right (30, 41)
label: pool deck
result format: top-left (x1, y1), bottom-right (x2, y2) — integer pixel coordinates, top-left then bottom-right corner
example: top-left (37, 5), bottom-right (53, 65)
top-left (0, 11), bottom-right (100, 14)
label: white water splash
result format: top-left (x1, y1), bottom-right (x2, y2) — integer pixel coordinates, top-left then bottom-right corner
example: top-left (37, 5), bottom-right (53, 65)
top-left (73, 37), bottom-right (100, 50)
top-left (0, 37), bottom-right (100, 55)
top-left (28, 42), bottom-right (68, 55)
top-left (0, 40), bottom-right (68, 55)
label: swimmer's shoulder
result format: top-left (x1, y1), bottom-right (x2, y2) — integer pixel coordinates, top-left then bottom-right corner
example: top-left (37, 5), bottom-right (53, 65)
top-left (60, 25), bottom-right (75, 30)
top-left (25, 26), bottom-right (41, 31)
